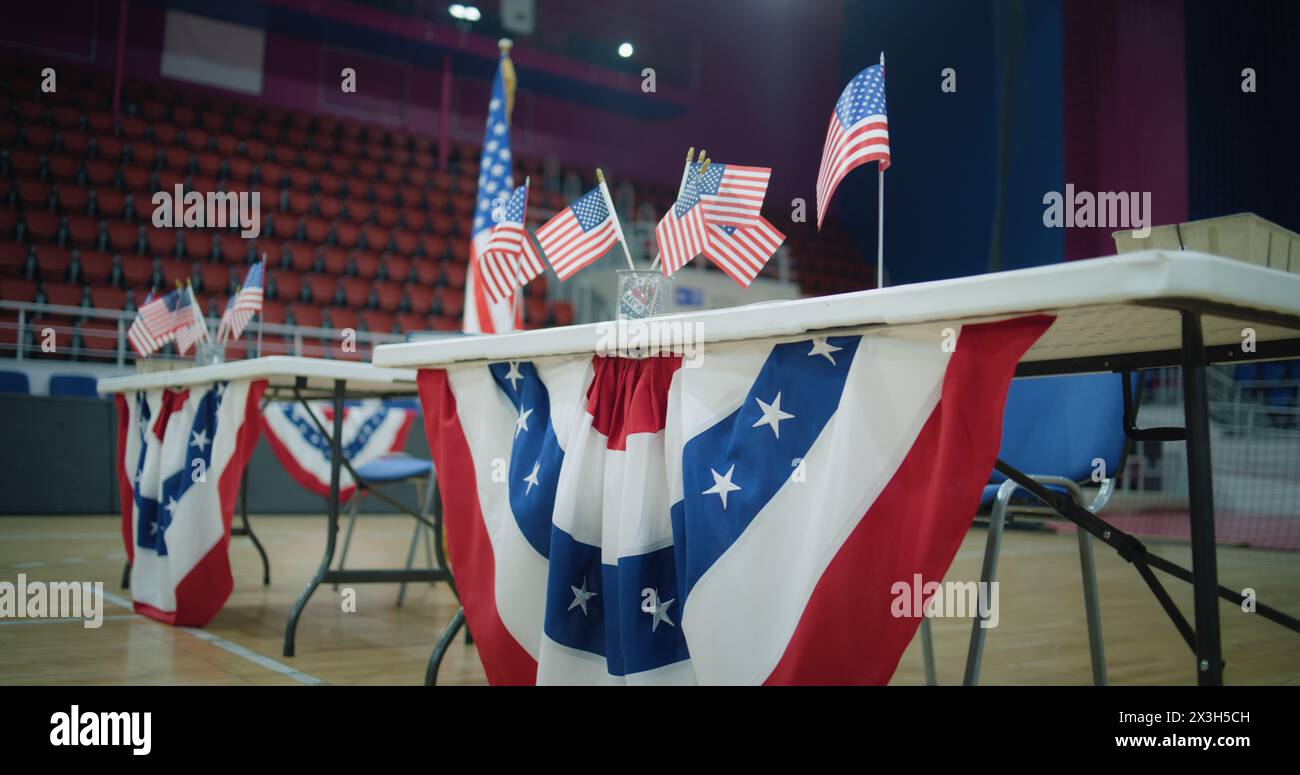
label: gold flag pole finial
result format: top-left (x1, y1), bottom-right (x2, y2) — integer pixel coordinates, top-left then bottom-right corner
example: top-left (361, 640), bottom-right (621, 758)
top-left (498, 39), bottom-right (517, 121)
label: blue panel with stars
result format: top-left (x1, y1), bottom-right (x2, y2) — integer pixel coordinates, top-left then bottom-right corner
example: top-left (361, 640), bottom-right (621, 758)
top-left (835, 63), bottom-right (888, 130)
top-left (544, 526), bottom-right (690, 677)
top-left (155, 383), bottom-right (227, 553)
top-left (132, 393), bottom-right (163, 554)
top-left (671, 336), bottom-right (862, 604)
top-left (488, 361), bottom-right (563, 559)
top-left (673, 168), bottom-right (703, 218)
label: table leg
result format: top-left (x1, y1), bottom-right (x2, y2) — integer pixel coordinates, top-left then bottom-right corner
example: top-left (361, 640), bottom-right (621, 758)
top-left (1180, 311), bottom-right (1224, 685)
top-left (237, 474), bottom-right (271, 586)
top-left (283, 379), bottom-right (346, 658)
top-left (425, 607), bottom-right (466, 686)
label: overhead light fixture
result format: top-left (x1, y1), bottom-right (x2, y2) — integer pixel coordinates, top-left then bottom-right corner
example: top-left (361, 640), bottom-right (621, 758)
top-left (449, 4), bottom-right (480, 22)
top-left (618, 42), bottom-right (634, 58)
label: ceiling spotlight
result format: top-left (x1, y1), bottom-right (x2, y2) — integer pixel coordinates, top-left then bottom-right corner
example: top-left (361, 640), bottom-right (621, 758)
top-left (449, 4), bottom-right (479, 21)
top-left (618, 42), bottom-right (634, 58)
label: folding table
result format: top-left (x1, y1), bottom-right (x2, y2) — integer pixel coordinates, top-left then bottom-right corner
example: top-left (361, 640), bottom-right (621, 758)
top-left (375, 251), bottom-right (1300, 685)
top-left (99, 356), bottom-right (454, 657)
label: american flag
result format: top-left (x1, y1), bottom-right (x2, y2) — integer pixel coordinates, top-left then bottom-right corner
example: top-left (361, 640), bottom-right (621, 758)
top-left (691, 161), bottom-right (771, 228)
top-left (535, 183), bottom-right (620, 280)
top-left (655, 167), bottom-right (709, 275)
top-left (173, 283), bottom-right (210, 356)
top-left (815, 61), bottom-right (890, 230)
top-left (128, 289), bottom-right (186, 358)
top-left (702, 217), bottom-right (786, 288)
top-left (218, 261), bottom-right (265, 343)
top-left (478, 183), bottom-right (545, 304)
top-left (464, 51), bottom-right (520, 333)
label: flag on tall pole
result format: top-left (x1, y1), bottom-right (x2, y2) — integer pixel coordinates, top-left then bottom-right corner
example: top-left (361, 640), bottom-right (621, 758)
top-left (463, 39), bottom-right (522, 334)
top-left (814, 56), bottom-right (890, 233)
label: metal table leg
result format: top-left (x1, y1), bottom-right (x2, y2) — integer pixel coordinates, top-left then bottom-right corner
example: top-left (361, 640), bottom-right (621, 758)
top-left (283, 379), bottom-right (345, 658)
top-left (426, 607), bottom-right (466, 686)
top-left (232, 474), bottom-right (271, 585)
top-left (1180, 311), bottom-right (1224, 685)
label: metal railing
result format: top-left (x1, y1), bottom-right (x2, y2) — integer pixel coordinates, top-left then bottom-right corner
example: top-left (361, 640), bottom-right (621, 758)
top-left (0, 300), bottom-right (407, 364)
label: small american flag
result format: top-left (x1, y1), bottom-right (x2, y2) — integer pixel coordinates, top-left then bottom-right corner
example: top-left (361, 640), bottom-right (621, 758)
top-left (535, 184), bottom-right (620, 280)
top-left (173, 284), bottom-right (210, 356)
top-left (478, 183), bottom-right (545, 304)
top-left (692, 161), bottom-right (771, 228)
top-left (816, 61), bottom-right (890, 229)
top-left (128, 290), bottom-right (174, 358)
top-left (655, 167), bottom-right (709, 275)
top-left (702, 217), bottom-right (786, 288)
top-left (218, 261), bottom-right (265, 343)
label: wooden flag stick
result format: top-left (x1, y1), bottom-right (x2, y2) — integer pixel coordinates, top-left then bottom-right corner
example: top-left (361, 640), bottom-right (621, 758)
top-left (596, 168), bottom-right (637, 271)
top-left (255, 253), bottom-right (265, 358)
top-left (650, 147), bottom-right (704, 273)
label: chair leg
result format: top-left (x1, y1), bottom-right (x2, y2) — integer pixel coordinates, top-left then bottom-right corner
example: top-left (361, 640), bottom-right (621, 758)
top-left (1075, 526), bottom-right (1108, 685)
top-left (334, 494), bottom-right (360, 590)
top-left (920, 616), bottom-right (937, 686)
top-left (963, 483), bottom-right (1013, 686)
top-left (396, 521), bottom-right (422, 608)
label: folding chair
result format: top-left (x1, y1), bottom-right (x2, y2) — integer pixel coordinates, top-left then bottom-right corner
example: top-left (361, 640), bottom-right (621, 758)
top-left (921, 373), bottom-right (1128, 685)
top-left (334, 452), bottom-right (442, 607)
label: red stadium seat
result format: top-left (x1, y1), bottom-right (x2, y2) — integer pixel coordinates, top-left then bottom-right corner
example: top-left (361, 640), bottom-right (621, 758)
top-left (304, 218), bottom-right (329, 243)
top-left (411, 259), bottom-right (439, 285)
top-left (219, 234), bottom-right (249, 263)
top-left (306, 275), bottom-right (338, 305)
top-left (352, 251), bottom-right (381, 278)
top-left (42, 282), bottom-right (84, 308)
top-left (443, 261), bottom-right (467, 289)
top-left (182, 231), bottom-right (214, 260)
top-left (431, 315), bottom-right (460, 332)
top-left (78, 321), bottom-right (120, 360)
top-left (95, 135), bottom-right (124, 161)
top-left (0, 206), bottom-right (19, 238)
top-left (392, 230), bottom-right (418, 256)
top-left (121, 165), bottom-right (151, 191)
top-left (65, 215), bottom-right (100, 247)
top-left (159, 259), bottom-right (192, 286)
top-left (525, 297), bottom-right (547, 325)
top-left (75, 251), bottom-right (114, 284)
top-left (406, 285), bottom-right (435, 314)
top-left (318, 195), bottom-right (343, 220)
top-left (88, 286), bottom-right (127, 310)
top-left (334, 221), bottom-right (360, 249)
top-left (373, 280), bottom-right (402, 311)
top-left (147, 228), bottom-right (178, 256)
top-left (48, 155), bottom-right (81, 182)
top-left (0, 278), bottom-right (38, 302)
top-left (268, 214), bottom-right (299, 240)
top-left (229, 157), bottom-right (253, 181)
top-left (0, 244), bottom-right (30, 278)
top-left (120, 257), bottom-right (154, 287)
top-left (25, 211), bottom-right (61, 243)
top-left (197, 152), bottom-right (223, 178)
top-left (287, 303), bottom-right (323, 328)
top-left (200, 264), bottom-right (231, 294)
top-left (35, 247), bottom-right (72, 280)
top-left (384, 254), bottom-right (411, 282)
top-left (94, 189), bottom-right (127, 219)
top-left (420, 234), bottom-right (447, 258)
top-left (551, 300), bottom-right (575, 326)
top-left (271, 270), bottom-right (303, 301)
top-left (341, 277), bottom-right (371, 307)
top-left (18, 179), bottom-right (53, 209)
top-left (287, 190), bottom-right (312, 216)
top-left (327, 307), bottom-right (357, 331)
top-left (164, 147), bottom-right (193, 172)
top-left (396, 312), bottom-right (427, 333)
top-left (439, 287), bottom-right (464, 318)
top-left (58, 184), bottom-right (91, 213)
top-left (320, 247), bottom-right (348, 275)
top-left (286, 244), bottom-right (316, 271)
top-left (261, 299), bottom-right (286, 325)
top-left (359, 310), bottom-right (393, 333)
top-left (375, 204), bottom-right (400, 228)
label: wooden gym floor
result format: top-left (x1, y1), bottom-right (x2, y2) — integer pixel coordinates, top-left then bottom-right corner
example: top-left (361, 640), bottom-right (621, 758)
top-left (1, 515), bottom-right (1297, 685)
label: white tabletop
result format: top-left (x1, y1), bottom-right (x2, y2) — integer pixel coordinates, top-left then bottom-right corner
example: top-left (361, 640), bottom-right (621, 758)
top-left (372, 251), bottom-right (1300, 370)
top-left (96, 356), bottom-right (418, 396)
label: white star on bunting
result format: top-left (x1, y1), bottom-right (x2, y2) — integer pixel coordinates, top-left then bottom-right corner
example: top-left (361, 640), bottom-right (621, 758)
top-left (522, 461), bottom-right (540, 495)
top-left (702, 464), bottom-right (741, 509)
top-left (751, 392), bottom-right (795, 438)
top-left (568, 578), bottom-right (597, 615)
top-left (808, 337), bottom-right (842, 365)
top-left (515, 406), bottom-right (533, 437)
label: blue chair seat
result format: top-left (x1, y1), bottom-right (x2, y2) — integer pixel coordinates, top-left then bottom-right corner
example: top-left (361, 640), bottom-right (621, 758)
top-left (353, 453), bottom-right (432, 484)
top-left (979, 482), bottom-right (1071, 508)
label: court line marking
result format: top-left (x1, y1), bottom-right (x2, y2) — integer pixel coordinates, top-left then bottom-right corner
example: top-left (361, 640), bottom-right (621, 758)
top-left (0, 614), bottom-right (141, 626)
top-left (99, 590), bottom-right (326, 686)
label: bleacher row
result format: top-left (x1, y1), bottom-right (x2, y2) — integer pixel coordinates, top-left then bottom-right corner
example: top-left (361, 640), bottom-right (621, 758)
top-left (0, 51), bottom-right (869, 361)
